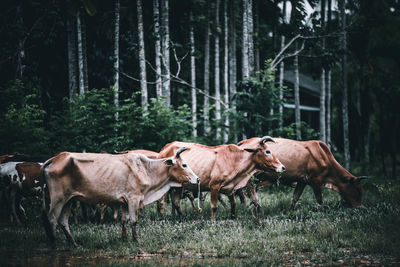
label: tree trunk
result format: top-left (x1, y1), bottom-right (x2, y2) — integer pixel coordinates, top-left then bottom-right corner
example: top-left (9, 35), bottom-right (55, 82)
top-left (154, 0), bottom-right (162, 98)
top-left (247, 0), bottom-right (254, 76)
top-left (326, 70), bottom-right (332, 146)
top-left (16, 3), bottom-right (25, 80)
top-left (223, 0), bottom-right (229, 143)
top-left (215, 0), bottom-right (221, 141)
top-left (113, 0), bottom-right (120, 116)
top-left (319, 0), bottom-right (326, 143)
top-left (67, 13), bottom-right (78, 100)
top-left (242, 0), bottom-right (249, 79)
top-left (77, 12), bottom-right (85, 95)
top-left (81, 13), bottom-right (89, 93)
top-left (340, 0), bottom-right (350, 169)
top-left (294, 42), bottom-right (301, 140)
top-left (203, 7), bottom-right (211, 135)
top-left (161, 0), bottom-right (170, 105)
top-left (137, 0), bottom-right (148, 110)
top-left (254, 0), bottom-right (260, 74)
top-left (229, 0), bottom-right (237, 142)
top-left (190, 14), bottom-right (197, 137)
top-left (278, 0), bottom-right (287, 131)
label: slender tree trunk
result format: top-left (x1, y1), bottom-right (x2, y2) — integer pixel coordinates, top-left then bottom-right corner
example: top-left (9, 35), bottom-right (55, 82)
top-left (77, 12), bottom-right (85, 95)
top-left (161, 0), bottom-right (170, 105)
top-left (203, 8), bottom-right (211, 135)
top-left (137, 0), bottom-right (148, 110)
top-left (340, 0), bottom-right (350, 169)
top-left (223, 0), bottom-right (229, 143)
top-left (326, 0), bottom-right (332, 147)
top-left (113, 0), bottom-right (120, 116)
top-left (294, 42), bottom-right (301, 140)
top-left (278, 0), bottom-right (287, 131)
top-left (190, 14), bottom-right (197, 137)
top-left (319, 0), bottom-right (326, 143)
top-left (242, 0), bottom-right (249, 79)
top-left (254, 0), bottom-right (260, 74)
top-left (67, 13), bottom-right (78, 100)
top-left (154, 0), bottom-right (162, 98)
top-left (278, 36), bottom-right (285, 131)
top-left (326, 69), bottom-right (332, 146)
top-left (16, 3), bottom-right (25, 80)
top-left (215, 0), bottom-right (221, 141)
top-left (81, 13), bottom-right (89, 92)
top-left (247, 0), bottom-right (254, 76)
top-left (229, 0), bottom-right (237, 142)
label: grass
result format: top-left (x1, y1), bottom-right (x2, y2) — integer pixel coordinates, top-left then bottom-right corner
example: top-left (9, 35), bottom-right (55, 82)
top-left (1, 177), bottom-right (400, 266)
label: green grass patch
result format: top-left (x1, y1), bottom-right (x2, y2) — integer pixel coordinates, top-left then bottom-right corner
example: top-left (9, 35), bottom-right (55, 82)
top-left (1, 178), bottom-right (399, 266)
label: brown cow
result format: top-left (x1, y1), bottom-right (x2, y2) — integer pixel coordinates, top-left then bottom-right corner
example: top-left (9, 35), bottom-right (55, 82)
top-left (157, 137), bottom-right (285, 220)
top-left (41, 148), bottom-right (199, 247)
top-left (238, 137), bottom-right (367, 208)
top-left (100, 149), bottom-right (160, 223)
top-left (7, 162), bottom-right (43, 224)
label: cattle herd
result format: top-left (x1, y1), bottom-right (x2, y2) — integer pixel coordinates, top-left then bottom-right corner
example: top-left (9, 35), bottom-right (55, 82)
top-left (0, 136), bottom-right (367, 247)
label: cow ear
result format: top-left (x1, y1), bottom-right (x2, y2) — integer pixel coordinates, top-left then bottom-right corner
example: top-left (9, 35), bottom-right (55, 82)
top-left (244, 148), bottom-right (256, 153)
top-left (164, 159), bottom-right (176, 166)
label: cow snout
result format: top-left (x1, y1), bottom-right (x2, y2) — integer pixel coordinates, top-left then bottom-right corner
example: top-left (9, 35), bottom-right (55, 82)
top-left (188, 175), bottom-right (199, 184)
top-left (277, 164), bottom-right (286, 173)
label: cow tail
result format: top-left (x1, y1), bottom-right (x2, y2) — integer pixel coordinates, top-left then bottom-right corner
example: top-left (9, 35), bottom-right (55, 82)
top-left (40, 159), bottom-right (55, 244)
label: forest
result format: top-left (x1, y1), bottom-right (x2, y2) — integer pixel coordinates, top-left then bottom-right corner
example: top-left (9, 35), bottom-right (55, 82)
top-left (1, 0), bottom-right (400, 265)
top-left (0, 0), bottom-right (399, 178)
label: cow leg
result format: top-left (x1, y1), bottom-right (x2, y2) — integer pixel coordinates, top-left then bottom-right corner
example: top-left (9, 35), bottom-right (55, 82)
top-left (210, 184), bottom-right (220, 221)
top-left (58, 201), bottom-right (78, 247)
top-left (185, 191), bottom-right (197, 212)
top-left (236, 189), bottom-right (246, 205)
top-left (228, 193), bottom-right (236, 219)
top-left (171, 188), bottom-right (183, 216)
top-left (71, 201), bottom-right (78, 224)
top-left (120, 205), bottom-right (128, 241)
top-left (127, 198), bottom-right (140, 242)
top-left (311, 184), bottom-right (323, 205)
top-left (10, 186), bottom-right (22, 225)
top-left (46, 199), bottom-right (66, 246)
top-left (291, 182), bottom-right (306, 209)
top-left (100, 203), bottom-right (107, 223)
top-left (113, 205), bottom-right (119, 220)
top-left (157, 194), bottom-right (166, 215)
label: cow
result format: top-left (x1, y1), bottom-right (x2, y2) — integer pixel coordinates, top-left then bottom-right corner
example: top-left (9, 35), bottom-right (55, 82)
top-left (0, 162), bottom-right (26, 223)
top-left (237, 137), bottom-right (367, 209)
top-left (157, 136), bottom-right (285, 221)
top-left (99, 149), bottom-right (160, 223)
top-left (41, 148), bottom-right (199, 247)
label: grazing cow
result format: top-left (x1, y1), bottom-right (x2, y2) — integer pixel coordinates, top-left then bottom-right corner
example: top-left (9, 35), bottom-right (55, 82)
top-left (41, 148), bottom-right (199, 247)
top-left (157, 137), bottom-right (285, 220)
top-left (238, 137), bottom-right (367, 208)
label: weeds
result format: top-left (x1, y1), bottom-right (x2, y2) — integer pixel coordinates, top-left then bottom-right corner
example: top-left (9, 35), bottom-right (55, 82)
top-left (1, 178), bottom-right (399, 265)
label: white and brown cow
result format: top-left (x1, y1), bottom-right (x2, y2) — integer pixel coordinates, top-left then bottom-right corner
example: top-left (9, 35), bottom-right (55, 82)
top-left (41, 148), bottom-right (199, 247)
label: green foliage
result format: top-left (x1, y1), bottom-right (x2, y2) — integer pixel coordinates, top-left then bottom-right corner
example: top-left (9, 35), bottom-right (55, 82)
top-left (280, 121), bottom-right (320, 140)
top-left (0, 81), bottom-right (49, 154)
top-left (233, 61), bottom-right (282, 138)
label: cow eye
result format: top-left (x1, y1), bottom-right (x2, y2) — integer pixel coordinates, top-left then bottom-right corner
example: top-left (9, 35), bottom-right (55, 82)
top-left (182, 163), bottom-right (187, 168)
top-left (265, 150), bottom-right (271, 155)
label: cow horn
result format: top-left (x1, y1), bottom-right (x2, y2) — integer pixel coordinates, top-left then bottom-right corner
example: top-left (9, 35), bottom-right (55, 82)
top-left (260, 136), bottom-right (275, 144)
top-left (357, 176), bottom-right (368, 180)
top-left (175, 147), bottom-right (187, 158)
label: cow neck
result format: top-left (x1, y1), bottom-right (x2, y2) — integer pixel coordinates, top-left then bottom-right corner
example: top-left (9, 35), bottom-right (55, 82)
top-left (230, 150), bottom-right (257, 179)
top-left (139, 157), bottom-right (180, 206)
top-left (324, 156), bottom-right (354, 188)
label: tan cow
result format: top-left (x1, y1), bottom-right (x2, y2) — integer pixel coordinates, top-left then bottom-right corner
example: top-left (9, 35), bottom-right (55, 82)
top-left (157, 137), bottom-right (285, 220)
top-left (238, 137), bottom-right (367, 208)
top-left (41, 148), bottom-right (199, 247)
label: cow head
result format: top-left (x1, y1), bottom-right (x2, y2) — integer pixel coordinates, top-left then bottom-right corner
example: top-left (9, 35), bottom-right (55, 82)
top-left (164, 147), bottom-right (200, 185)
top-left (241, 136), bottom-right (286, 173)
top-left (336, 175), bottom-right (366, 208)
